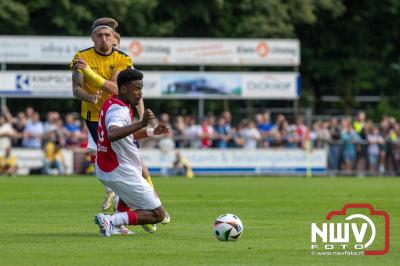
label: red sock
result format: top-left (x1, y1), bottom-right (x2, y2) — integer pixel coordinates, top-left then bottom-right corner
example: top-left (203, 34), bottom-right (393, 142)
top-left (127, 210), bottom-right (138, 225)
top-left (117, 199), bottom-right (130, 212)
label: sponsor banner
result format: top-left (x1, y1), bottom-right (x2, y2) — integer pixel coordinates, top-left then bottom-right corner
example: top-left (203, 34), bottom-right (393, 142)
top-left (0, 71), bottom-right (73, 97)
top-left (0, 71), bottom-right (299, 99)
top-left (140, 148), bottom-right (326, 175)
top-left (0, 36), bottom-right (300, 66)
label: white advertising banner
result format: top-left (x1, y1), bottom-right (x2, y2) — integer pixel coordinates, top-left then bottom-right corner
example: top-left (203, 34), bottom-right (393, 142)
top-left (0, 71), bottom-right (300, 99)
top-left (7, 148), bottom-right (74, 175)
top-left (140, 149), bottom-right (327, 175)
top-left (0, 36), bottom-right (300, 66)
top-left (0, 71), bottom-right (73, 97)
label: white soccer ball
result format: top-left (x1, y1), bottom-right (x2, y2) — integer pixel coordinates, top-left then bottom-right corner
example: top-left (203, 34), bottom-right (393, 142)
top-left (214, 214), bottom-right (243, 241)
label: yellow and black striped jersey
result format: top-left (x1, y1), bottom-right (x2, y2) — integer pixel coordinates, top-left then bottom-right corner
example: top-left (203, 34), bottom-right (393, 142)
top-left (70, 47), bottom-right (132, 121)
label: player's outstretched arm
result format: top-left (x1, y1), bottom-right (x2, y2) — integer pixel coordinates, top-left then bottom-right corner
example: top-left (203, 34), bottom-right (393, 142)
top-left (72, 70), bottom-right (100, 103)
top-left (108, 109), bottom-right (155, 142)
top-left (133, 123), bottom-right (170, 140)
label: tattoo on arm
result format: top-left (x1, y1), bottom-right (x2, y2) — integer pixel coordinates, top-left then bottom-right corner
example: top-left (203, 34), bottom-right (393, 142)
top-left (72, 70), bottom-right (95, 102)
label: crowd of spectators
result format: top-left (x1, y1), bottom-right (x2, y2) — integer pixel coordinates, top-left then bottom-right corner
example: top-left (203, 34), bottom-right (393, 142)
top-left (141, 110), bottom-right (400, 176)
top-left (2, 106), bottom-right (88, 150)
top-left (1, 106), bottom-right (400, 175)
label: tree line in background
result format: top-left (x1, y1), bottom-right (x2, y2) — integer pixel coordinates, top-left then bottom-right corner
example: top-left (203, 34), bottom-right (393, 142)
top-left (0, 0), bottom-right (399, 119)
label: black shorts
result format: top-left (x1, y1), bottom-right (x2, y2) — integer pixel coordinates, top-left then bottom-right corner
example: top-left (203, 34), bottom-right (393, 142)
top-left (85, 120), bottom-right (98, 144)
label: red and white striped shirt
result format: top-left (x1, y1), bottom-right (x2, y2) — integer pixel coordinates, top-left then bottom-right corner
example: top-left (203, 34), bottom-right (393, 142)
top-left (96, 96), bottom-right (142, 181)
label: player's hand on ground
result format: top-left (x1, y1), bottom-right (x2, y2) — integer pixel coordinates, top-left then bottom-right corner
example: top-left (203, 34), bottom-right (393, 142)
top-left (154, 123), bottom-right (170, 135)
top-left (74, 57), bottom-right (88, 70)
top-left (91, 90), bottom-right (102, 104)
top-left (141, 109), bottom-right (155, 127)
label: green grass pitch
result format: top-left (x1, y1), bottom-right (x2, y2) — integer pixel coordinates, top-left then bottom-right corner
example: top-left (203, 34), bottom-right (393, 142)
top-left (0, 176), bottom-right (399, 265)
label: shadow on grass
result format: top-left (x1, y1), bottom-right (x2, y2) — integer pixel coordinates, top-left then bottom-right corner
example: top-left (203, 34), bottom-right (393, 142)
top-left (7, 232), bottom-right (99, 238)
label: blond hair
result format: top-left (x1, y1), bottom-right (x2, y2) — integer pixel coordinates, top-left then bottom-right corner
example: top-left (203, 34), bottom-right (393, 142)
top-left (113, 32), bottom-right (121, 44)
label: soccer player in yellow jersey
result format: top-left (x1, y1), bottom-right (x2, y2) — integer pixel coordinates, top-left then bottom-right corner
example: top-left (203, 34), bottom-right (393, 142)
top-left (71, 18), bottom-right (132, 212)
top-left (71, 18), bottom-right (131, 131)
top-left (71, 18), bottom-right (168, 234)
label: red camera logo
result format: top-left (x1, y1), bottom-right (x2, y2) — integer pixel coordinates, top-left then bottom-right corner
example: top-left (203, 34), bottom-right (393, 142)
top-left (311, 204), bottom-right (389, 256)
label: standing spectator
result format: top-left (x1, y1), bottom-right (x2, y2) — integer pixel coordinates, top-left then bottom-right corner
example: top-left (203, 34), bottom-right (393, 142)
top-left (214, 117), bottom-right (232, 148)
top-left (183, 116), bottom-right (198, 148)
top-left (393, 123), bottom-right (400, 175)
top-left (157, 113), bottom-right (175, 152)
top-left (1, 105), bottom-right (15, 124)
top-left (64, 113), bottom-right (82, 146)
top-left (0, 115), bottom-right (14, 152)
top-left (43, 112), bottom-right (58, 134)
top-left (196, 117), bottom-right (215, 148)
top-left (295, 115), bottom-right (308, 148)
top-left (173, 116), bottom-right (186, 148)
top-left (256, 112), bottom-right (274, 147)
top-left (284, 124), bottom-right (300, 148)
top-left (239, 120), bottom-right (261, 149)
top-left (221, 111), bottom-right (232, 128)
top-left (328, 117), bottom-right (342, 173)
top-left (12, 112), bottom-right (27, 147)
top-left (341, 118), bottom-right (360, 174)
top-left (233, 123), bottom-right (244, 148)
top-left (386, 126), bottom-right (399, 176)
top-left (269, 114), bottom-right (287, 147)
top-left (367, 126), bottom-right (385, 175)
top-left (382, 116), bottom-right (398, 175)
top-left (25, 106), bottom-right (35, 122)
top-left (353, 111), bottom-right (366, 134)
top-left (354, 111), bottom-right (368, 175)
top-left (23, 112), bottom-right (44, 148)
top-left (312, 120), bottom-right (330, 148)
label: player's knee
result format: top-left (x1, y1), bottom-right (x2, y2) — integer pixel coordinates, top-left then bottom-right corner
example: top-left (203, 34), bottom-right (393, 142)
top-left (153, 208), bottom-right (165, 223)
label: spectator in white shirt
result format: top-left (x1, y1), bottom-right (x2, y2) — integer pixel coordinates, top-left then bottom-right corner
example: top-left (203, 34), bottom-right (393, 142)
top-left (240, 120), bottom-right (261, 149)
top-left (0, 115), bottom-right (14, 152)
top-left (23, 112), bottom-right (44, 148)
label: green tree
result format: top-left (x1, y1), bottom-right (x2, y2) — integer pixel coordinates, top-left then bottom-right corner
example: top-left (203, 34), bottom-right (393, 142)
top-left (297, 0), bottom-right (400, 115)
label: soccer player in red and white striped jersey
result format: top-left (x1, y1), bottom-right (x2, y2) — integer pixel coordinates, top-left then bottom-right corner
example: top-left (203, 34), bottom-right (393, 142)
top-left (94, 68), bottom-right (169, 237)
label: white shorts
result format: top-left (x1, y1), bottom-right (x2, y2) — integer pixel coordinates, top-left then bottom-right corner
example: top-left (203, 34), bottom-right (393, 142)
top-left (99, 178), bottom-right (161, 210)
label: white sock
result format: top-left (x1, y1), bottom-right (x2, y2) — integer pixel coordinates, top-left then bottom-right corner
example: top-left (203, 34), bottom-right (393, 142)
top-left (108, 212), bottom-right (129, 226)
top-left (113, 195), bottom-right (119, 211)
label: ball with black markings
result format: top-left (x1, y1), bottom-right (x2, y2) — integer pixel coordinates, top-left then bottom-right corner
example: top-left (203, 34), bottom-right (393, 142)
top-left (214, 214), bottom-right (243, 241)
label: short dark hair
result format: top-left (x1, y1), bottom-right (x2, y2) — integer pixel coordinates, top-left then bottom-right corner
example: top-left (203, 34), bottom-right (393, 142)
top-left (117, 68), bottom-right (143, 88)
